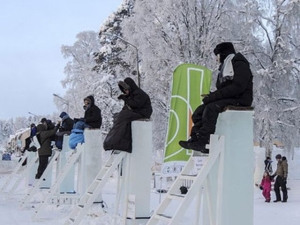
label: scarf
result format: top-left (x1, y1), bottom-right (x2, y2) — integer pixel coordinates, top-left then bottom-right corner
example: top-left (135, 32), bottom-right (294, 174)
top-left (218, 54), bottom-right (235, 84)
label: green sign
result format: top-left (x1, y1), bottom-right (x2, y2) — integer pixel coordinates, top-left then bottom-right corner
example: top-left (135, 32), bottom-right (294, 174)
top-left (162, 64), bottom-right (212, 175)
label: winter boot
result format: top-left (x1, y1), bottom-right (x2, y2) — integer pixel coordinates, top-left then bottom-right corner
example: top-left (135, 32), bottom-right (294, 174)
top-left (179, 138), bottom-right (209, 154)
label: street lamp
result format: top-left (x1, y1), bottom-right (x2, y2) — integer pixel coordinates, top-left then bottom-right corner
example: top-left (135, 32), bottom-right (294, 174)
top-left (28, 112), bottom-right (38, 117)
top-left (28, 112), bottom-right (39, 122)
top-left (105, 34), bottom-right (140, 87)
top-left (53, 93), bottom-right (70, 113)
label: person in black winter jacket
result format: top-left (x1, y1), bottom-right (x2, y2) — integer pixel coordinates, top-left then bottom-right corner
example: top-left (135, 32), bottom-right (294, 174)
top-left (55, 112), bottom-right (74, 149)
top-left (103, 77), bottom-right (152, 153)
top-left (59, 111), bottom-right (74, 132)
top-left (179, 42), bottom-right (253, 153)
top-left (83, 95), bottom-right (102, 129)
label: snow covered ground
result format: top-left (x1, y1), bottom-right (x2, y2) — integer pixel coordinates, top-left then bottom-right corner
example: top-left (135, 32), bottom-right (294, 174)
top-left (0, 153), bottom-right (299, 225)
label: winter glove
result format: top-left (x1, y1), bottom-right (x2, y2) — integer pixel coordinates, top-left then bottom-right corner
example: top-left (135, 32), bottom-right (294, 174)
top-left (259, 186), bottom-right (263, 190)
top-left (202, 91), bottom-right (221, 105)
top-left (118, 94), bottom-right (127, 100)
top-left (269, 175), bottom-right (275, 181)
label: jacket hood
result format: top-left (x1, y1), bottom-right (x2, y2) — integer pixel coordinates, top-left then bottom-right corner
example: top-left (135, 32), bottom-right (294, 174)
top-left (214, 42), bottom-right (236, 56)
top-left (232, 53), bottom-right (250, 66)
top-left (124, 77), bottom-right (139, 92)
top-left (214, 42), bottom-right (236, 63)
top-left (118, 81), bottom-right (131, 94)
top-left (59, 111), bottom-right (68, 119)
top-left (36, 124), bottom-right (47, 132)
top-left (84, 95), bottom-right (95, 106)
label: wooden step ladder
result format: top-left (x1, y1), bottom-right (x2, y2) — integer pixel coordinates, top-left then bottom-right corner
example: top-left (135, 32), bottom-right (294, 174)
top-left (32, 145), bottom-right (84, 220)
top-left (147, 135), bottom-right (224, 225)
top-left (21, 149), bottom-right (61, 207)
top-left (0, 152), bottom-right (39, 196)
top-left (64, 151), bottom-right (127, 225)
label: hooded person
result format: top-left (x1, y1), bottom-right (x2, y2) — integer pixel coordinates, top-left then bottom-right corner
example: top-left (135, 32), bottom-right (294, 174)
top-left (179, 42), bottom-right (253, 154)
top-left (55, 112), bottom-right (74, 149)
top-left (35, 122), bottom-right (60, 179)
top-left (103, 77), bottom-right (152, 153)
top-left (83, 95), bottom-right (102, 129)
top-left (58, 111), bottom-right (74, 132)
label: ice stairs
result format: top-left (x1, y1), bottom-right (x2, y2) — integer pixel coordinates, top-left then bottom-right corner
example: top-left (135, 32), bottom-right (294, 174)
top-left (64, 151), bottom-right (127, 225)
top-left (21, 149), bottom-right (61, 207)
top-left (0, 152), bottom-right (38, 197)
top-left (147, 135), bottom-right (224, 225)
top-left (32, 146), bottom-right (84, 220)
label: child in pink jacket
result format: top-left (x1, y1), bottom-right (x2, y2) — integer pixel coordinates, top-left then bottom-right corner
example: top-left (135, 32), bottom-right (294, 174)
top-left (260, 172), bottom-right (272, 202)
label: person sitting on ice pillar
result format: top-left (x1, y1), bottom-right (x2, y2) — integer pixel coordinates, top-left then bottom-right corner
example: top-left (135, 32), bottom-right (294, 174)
top-left (103, 77), bottom-right (152, 153)
top-left (179, 42), bottom-right (253, 154)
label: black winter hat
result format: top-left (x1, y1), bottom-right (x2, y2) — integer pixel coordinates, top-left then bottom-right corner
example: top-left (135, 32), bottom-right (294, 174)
top-left (213, 42), bottom-right (236, 56)
top-left (275, 154), bottom-right (282, 159)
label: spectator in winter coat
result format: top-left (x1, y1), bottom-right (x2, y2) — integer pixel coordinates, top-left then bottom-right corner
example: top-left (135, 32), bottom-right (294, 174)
top-left (83, 95), bottom-right (102, 129)
top-left (59, 111), bottom-right (74, 132)
top-left (260, 171), bottom-right (272, 202)
top-left (35, 122), bottom-right (60, 179)
top-left (103, 77), bottom-right (152, 153)
top-left (272, 154), bottom-right (288, 202)
top-left (55, 112), bottom-right (74, 149)
top-left (30, 123), bottom-right (37, 138)
top-left (179, 42), bottom-right (253, 153)
top-left (23, 123), bottom-right (37, 152)
top-left (69, 120), bottom-right (85, 149)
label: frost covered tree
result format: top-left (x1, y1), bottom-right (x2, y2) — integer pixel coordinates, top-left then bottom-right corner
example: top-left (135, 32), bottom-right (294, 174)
top-left (250, 0), bottom-right (300, 156)
top-left (59, 0), bottom-right (300, 158)
top-left (100, 0), bottom-right (261, 152)
top-left (60, 31), bottom-right (123, 132)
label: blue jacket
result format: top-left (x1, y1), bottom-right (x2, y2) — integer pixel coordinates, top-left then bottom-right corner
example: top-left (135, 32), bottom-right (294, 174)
top-left (69, 129), bottom-right (84, 149)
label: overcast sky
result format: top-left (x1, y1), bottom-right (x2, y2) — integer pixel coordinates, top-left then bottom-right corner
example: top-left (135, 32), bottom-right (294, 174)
top-left (0, 0), bottom-right (122, 120)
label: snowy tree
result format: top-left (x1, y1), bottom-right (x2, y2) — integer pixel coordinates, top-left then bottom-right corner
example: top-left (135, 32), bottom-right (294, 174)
top-left (103, 0), bottom-right (262, 151)
top-left (60, 31), bottom-right (124, 133)
top-left (250, 0), bottom-right (300, 156)
top-left (58, 0), bottom-right (300, 158)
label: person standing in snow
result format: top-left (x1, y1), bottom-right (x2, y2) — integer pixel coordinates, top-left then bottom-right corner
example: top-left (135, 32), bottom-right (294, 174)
top-left (272, 154), bottom-right (288, 202)
top-left (260, 171), bottom-right (272, 202)
top-left (179, 42), bottom-right (253, 153)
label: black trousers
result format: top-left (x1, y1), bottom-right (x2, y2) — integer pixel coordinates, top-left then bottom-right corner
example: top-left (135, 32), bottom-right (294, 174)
top-left (274, 176), bottom-right (288, 201)
top-left (103, 109), bottom-right (143, 153)
top-left (36, 155), bottom-right (49, 179)
top-left (190, 99), bottom-right (240, 140)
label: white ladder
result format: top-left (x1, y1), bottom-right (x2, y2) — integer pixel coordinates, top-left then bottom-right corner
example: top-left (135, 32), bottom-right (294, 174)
top-left (147, 135), bottom-right (224, 225)
top-left (64, 151), bottom-right (127, 225)
top-left (0, 152), bottom-right (39, 196)
top-left (32, 146), bottom-right (84, 220)
top-left (21, 150), bottom-right (61, 207)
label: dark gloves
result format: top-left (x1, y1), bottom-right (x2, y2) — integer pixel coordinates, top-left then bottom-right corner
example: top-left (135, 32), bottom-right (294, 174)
top-left (259, 186), bottom-right (263, 190)
top-left (202, 91), bottom-right (221, 105)
top-left (118, 94), bottom-right (127, 100)
top-left (55, 121), bottom-right (61, 129)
